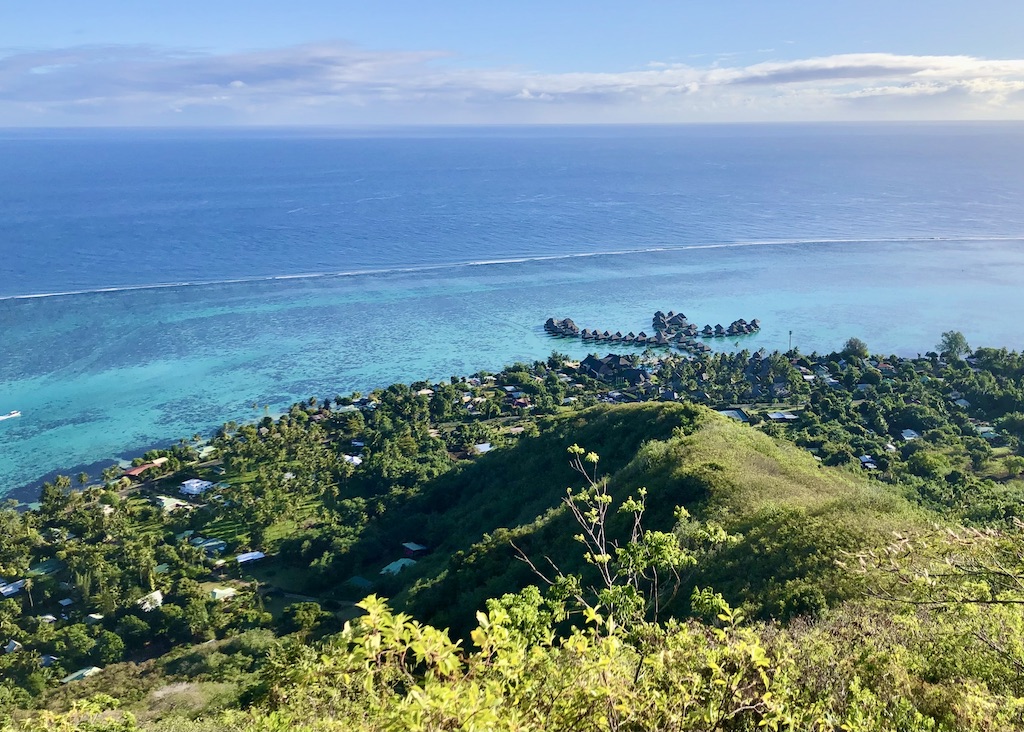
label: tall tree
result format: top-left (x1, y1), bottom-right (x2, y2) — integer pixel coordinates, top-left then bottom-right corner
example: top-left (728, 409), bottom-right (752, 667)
top-left (842, 337), bottom-right (869, 359)
top-left (938, 331), bottom-right (970, 360)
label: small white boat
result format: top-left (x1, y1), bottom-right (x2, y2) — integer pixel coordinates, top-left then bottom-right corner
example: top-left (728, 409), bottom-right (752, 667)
top-left (0, 411), bottom-right (21, 421)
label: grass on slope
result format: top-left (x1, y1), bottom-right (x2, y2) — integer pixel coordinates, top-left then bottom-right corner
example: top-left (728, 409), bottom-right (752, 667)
top-left (616, 417), bottom-right (927, 618)
top-left (382, 404), bottom-right (926, 632)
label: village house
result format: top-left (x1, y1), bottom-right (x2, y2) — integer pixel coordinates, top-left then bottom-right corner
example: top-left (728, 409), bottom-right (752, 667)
top-left (381, 558), bottom-right (417, 575)
top-left (236, 551), bottom-right (266, 565)
top-left (179, 478), bottom-right (214, 496)
top-left (61, 667), bottom-right (102, 684)
top-left (137, 590), bottom-right (164, 612)
top-left (402, 542), bottom-right (428, 557)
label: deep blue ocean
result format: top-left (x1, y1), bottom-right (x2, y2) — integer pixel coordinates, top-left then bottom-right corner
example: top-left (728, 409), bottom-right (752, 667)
top-left (2, 123), bottom-right (1024, 500)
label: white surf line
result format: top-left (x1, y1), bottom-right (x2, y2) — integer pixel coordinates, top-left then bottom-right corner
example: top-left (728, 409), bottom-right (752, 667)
top-left (2, 235), bottom-right (1022, 302)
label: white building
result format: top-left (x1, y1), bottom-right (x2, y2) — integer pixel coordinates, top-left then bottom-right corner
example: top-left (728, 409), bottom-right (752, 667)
top-left (179, 479), bottom-right (214, 496)
top-left (137, 590), bottom-right (164, 612)
top-left (0, 579), bottom-right (26, 597)
top-left (61, 667), bottom-right (102, 684)
top-left (380, 558), bottom-right (417, 575)
top-left (210, 587), bottom-right (238, 601)
top-left (235, 551), bottom-right (265, 565)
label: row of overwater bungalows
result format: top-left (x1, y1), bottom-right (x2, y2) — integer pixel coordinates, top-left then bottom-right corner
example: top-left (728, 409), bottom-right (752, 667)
top-left (545, 311), bottom-right (760, 356)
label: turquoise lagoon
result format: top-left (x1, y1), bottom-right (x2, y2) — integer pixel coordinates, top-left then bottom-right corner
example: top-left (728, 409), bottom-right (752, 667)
top-left (2, 237), bottom-right (1023, 499)
top-left (4, 124), bottom-right (1024, 498)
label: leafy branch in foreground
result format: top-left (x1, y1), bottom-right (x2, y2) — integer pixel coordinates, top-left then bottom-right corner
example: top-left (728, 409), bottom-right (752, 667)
top-left (512, 443), bottom-right (737, 631)
top-left (847, 520), bottom-right (1024, 677)
top-left (846, 521), bottom-right (1024, 607)
top-left (235, 593), bottom-right (808, 732)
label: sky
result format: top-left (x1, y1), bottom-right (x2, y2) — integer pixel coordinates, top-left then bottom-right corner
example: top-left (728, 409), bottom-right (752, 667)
top-left (3, 1), bottom-right (1024, 126)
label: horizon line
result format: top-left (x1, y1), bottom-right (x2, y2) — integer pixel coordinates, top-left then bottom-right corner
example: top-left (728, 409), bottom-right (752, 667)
top-left (3, 119), bottom-right (1024, 132)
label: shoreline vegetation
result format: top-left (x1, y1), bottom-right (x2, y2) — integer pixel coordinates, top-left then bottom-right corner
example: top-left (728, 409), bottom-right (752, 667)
top-left (6, 329), bottom-right (1024, 728)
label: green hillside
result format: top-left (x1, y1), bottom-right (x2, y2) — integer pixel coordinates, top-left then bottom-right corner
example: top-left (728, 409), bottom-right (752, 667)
top-left (20, 405), bottom-right (1022, 731)
top-left (9, 345), bottom-right (1024, 731)
top-left (357, 403), bottom-right (926, 633)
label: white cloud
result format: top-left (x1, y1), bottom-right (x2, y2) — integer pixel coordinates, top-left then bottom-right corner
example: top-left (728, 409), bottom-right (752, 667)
top-left (1, 44), bottom-right (1023, 125)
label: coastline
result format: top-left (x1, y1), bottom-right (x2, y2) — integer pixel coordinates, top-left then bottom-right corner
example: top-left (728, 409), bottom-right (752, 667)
top-left (4, 238), bottom-right (1024, 501)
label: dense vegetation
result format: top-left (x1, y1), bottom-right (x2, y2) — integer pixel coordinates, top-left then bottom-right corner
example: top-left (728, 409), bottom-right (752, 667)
top-left (5, 336), bottom-right (1024, 730)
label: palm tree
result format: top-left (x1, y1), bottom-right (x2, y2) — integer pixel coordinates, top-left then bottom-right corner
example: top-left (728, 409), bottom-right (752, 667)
top-left (101, 465), bottom-right (121, 486)
top-left (77, 472), bottom-right (89, 487)
top-left (23, 578), bottom-right (33, 609)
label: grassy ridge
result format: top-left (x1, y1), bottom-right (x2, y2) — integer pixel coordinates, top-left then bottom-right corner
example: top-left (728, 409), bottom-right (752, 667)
top-left (370, 403), bottom-right (925, 631)
top-left (643, 417), bottom-right (927, 617)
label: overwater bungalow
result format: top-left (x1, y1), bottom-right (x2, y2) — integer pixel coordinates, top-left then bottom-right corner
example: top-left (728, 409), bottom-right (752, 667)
top-left (542, 308), bottom-right (760, 348)
top-left (544, 317), bottom-right (581, 337)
